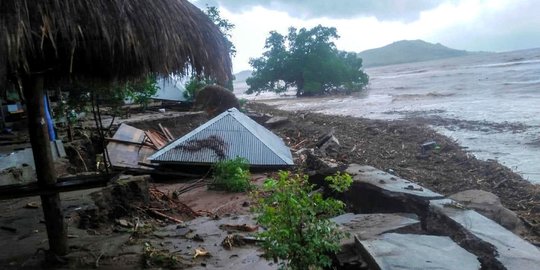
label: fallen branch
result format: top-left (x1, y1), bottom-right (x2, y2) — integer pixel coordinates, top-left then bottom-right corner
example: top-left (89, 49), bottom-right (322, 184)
top-left (158, 123), bottom-right (173, 142)
top-left (146, 208), bottom-right (183, 223)
top-left (73, 148), bottom-right (88, 172)
top-left (493, 179), bottom-right (508, 189)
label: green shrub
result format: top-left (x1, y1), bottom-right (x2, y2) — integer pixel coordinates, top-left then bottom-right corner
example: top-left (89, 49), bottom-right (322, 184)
top-left (210, 157), bottom-right (251, 192)
top-left (324, 171), bottom-right (353, 193)
top-left (252, 171), bottom-right (350, 270)
top-left (183, 75), bottom-right (212, 102)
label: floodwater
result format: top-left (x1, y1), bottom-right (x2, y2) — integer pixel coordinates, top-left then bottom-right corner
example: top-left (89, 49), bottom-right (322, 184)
top-left (235, 48), bottom-right (540, 183)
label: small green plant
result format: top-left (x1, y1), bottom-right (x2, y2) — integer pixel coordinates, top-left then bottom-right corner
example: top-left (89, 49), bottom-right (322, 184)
top-left (126, 75), bottom-right (158, 109)
top-left (253, 171), bottom-right (349, 270)
top-left (238, 98), bottom-right (248, 112)
top-left (210, 157), bottom-right (251, 192)
top-left (324, 171), bottom-right (353, 193)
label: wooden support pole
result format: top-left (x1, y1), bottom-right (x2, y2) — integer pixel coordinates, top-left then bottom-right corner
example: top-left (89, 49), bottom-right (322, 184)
top-left (22, 75), bottom-right (67, 256)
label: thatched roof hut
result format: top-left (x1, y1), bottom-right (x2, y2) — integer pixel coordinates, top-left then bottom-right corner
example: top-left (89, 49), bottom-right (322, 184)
top-left (0, 0), bottom-right (232, 86)
top-left (0, 0), bottom-right (232, 257)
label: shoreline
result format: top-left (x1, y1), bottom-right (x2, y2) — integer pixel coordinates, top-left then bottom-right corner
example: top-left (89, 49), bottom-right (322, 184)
top-left (246, 102), bottom-right (540, 243)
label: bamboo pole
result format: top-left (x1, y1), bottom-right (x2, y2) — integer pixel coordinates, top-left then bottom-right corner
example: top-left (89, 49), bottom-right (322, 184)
top-left (22, 75), bottom-right (67, 256)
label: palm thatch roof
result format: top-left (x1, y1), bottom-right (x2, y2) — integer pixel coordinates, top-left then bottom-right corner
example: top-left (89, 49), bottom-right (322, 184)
top-left (0, 0), bottom-right (232, 87)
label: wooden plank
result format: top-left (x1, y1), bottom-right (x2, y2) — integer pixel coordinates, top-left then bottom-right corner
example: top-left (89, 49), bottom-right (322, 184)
top-left (107, 124), bottom-right (156, 170)
top-left (145, 130), bottom-right (168, 149)
top-left (113, 123), bottom-right (146, 143)
top-left (105, 137), bottom-right (155, 148)
top-left (158, 123), bottom-right (173, 141)
top-left (164, 127), bottom-right (175, 141)
top-left (0, 173), bottom-right (117, 200)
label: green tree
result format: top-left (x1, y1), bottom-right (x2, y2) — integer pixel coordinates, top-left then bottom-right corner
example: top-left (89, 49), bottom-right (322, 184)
top-left (246, 25), bottom-right (369, 96)
top-left (125, 75), bottom-right (158, 109)
top-left (183, 75), bottom-right (213, 102)
top-left (205, 6), bottom-right (236, 57)
top-left (184, 6), bottom-right (236, 94)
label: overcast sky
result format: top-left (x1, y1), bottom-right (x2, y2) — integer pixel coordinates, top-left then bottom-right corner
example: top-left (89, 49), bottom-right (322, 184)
top-left (191, 0), bottom-right (540, 72)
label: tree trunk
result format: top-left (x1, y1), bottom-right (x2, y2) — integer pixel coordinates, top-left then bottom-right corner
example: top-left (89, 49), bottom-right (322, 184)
top-left (22, 75), bottom-right (67, 256)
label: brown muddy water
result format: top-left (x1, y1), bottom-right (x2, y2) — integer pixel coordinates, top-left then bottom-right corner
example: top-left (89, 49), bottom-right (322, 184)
top-left (235, 48), bottom-right (540, 183)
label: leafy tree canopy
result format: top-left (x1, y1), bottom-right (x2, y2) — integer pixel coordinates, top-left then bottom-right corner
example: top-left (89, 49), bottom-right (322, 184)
top-left (183, 6), bottom-right (236, 94)
top-left (246, 25), bottom-right (369, 96)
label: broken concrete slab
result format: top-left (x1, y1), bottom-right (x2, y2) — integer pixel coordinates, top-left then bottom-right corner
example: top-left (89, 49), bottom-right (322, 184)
top-left (357, 233), bottom-right (481, 270)
top-left (449, 189), bottom-right (526, 234)
top-left (431, 199), bottom-right (540, 270)
top-left (264, 116), bottom-right (289, 128)
top-left (331, 213), bottom-right (420, 240)
top-left (345, 164), bottom-right (444, 199)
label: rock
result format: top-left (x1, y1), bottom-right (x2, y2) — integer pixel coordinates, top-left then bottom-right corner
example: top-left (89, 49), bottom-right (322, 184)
top-left (316, 128), bottom-right (341, 157)
top-left (357, 233), bottom-right (480, 270)
top-left (305, 150), bottom-right (339, 171)
top-left (345, 164), bottom-right (443, 200)
top-left (265, 116), bottom-right (289, 128)
top-left (449, 189), bottom-right (526, 234)
top-left (331, 213), bottom-right (420, 241)
top-left (431, 199), bottom-right (540, 270)
top-left (79, 175), bottom-right (150, 228)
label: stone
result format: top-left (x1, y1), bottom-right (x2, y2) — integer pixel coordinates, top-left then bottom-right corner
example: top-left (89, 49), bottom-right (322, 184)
top-left (264, 116), bottom-right (289, 128)
top-left (357, 233), bottom-right (480, 270)
top-left (331, 213), bottom-right (420, 241)
top-left (345, 164), bottom-right (444, 199)
top-left (431, 199), bottom-right (540, 270)
top-left (449, 189), bottom-right (526, 234)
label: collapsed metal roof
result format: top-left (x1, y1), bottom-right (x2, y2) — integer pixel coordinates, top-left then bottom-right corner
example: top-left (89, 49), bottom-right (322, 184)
top-left (148, 108), bottom-right (294, 167)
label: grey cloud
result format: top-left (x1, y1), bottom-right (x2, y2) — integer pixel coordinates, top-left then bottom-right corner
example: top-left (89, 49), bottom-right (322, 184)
top-left (429, 1), bottom-right (540, 52)
top-left (193, 0), bottom-right (447, 21)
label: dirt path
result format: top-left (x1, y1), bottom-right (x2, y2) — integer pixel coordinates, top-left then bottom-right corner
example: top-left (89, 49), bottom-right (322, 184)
top-left (246, 102), bottom-right (540, 244)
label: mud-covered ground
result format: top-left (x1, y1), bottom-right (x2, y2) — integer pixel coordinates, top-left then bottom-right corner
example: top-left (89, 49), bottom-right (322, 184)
top-left (245, 102), bottom-right (540, 244)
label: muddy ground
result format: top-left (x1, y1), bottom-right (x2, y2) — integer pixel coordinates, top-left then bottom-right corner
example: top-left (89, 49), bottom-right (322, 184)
top-left (245, 102), bottom-right (540, 244)
top-left (2, 100), bottom-right (540, 268)
top-left (121, 102), bottom-right (540, 243)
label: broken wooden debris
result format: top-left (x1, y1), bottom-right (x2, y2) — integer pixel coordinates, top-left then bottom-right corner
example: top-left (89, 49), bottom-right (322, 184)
top-left (106, 124), bottom-right (156, 171)
top-left (105, 137), bottom-right (154, 148)
top-left (147, 187), bottom-right (200, 219)
top-left (158, 123), bottom-right (174, 142)
top-left (144, 129), bottom-right (168, 149)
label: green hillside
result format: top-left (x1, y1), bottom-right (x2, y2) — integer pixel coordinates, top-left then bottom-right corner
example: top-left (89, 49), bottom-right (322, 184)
top-left (358, 40), bottom-right (475, 67)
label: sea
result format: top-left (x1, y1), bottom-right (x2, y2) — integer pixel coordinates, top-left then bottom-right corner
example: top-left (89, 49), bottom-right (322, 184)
top-left (234, 48), bottom-right (540, 183)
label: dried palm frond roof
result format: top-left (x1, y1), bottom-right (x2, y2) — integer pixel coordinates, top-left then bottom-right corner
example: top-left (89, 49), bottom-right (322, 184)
top-left (0, 0), bottom-right (232, 87)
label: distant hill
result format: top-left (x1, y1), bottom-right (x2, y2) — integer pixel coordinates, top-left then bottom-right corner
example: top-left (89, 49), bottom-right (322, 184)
top-left (358, 40), bottom-right (480, 67)
top-left (233, 70), bottom-right (252, 82)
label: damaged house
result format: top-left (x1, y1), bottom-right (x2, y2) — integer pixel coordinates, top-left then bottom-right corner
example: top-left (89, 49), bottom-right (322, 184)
top-left (148, 108), bottom-right (294, 169)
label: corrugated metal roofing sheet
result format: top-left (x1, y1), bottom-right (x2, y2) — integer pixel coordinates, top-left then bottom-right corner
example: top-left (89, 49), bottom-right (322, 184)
top-left (148, 108), bottom-right (293, 166)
